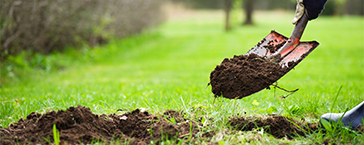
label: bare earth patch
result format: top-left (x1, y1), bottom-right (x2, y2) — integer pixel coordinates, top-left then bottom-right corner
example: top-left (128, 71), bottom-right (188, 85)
top-left (228, 115), bottom-right (318, 139)
top-left (0, 106), bottom-right (201, 145)
top-left (0, 106), bottom-right (362, 144)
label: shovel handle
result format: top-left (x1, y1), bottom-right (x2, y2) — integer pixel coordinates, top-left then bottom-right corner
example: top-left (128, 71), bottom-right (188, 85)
top-left (273, 13), bottom-right (309, 58)
top-left (291, 12), bottom-right (309, 40)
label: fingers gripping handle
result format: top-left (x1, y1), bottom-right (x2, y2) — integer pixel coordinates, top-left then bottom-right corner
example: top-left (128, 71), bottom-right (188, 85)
top-left (292, 0), bottom-right (305, 24)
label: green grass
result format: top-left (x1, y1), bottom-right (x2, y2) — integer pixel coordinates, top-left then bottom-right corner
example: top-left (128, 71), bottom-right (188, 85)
top-left (1, 10), bottom-right (363, 144)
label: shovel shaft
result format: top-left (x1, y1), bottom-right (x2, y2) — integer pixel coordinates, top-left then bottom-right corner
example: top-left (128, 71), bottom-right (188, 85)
top-left (273, 13), bottom-right (309, 58)
top-left (291, 13), bottom-right (309, 40)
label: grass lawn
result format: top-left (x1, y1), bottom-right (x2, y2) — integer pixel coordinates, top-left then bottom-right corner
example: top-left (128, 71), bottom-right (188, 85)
top-left (1, 9), bottom-right (363, 144)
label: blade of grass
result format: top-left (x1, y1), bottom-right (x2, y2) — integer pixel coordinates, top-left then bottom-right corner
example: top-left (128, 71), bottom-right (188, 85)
top-left (53, 124), bottom-right (60, 145)
top-left (330, 86), bottom-right (342, 112)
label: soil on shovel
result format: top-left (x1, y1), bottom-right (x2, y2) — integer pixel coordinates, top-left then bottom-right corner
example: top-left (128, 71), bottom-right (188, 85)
top-left (209, 53), bottom-right (291, 99)
top-left (0, 106), bottom-right (201, 145)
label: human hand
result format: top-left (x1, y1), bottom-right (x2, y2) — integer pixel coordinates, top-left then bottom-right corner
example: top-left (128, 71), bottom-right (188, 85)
top-left (292, 0), bottom-right (327, 24)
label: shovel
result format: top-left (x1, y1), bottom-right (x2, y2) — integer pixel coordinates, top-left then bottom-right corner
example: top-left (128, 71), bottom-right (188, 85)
top-left (209, 13), bottom-right (319, 99)
top-left (246, 13), bottom-right (319, 69)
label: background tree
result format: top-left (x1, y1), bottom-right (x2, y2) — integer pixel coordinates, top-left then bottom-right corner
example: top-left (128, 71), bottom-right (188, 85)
top-left (182, 0), bottom-right (223, 9)
top-left (173, 0), bottom-right (362, 16)
top-left (243, 0), bottom-right (254, 25)
top-left (333, 0), bottom-right (347, 16)
top-left (224, 0), bottom-right (233, 31)
top-left (345, 0), bottom-right (363, 16)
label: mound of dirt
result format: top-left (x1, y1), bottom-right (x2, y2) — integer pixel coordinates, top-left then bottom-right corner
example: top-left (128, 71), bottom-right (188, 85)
top-left (228, 115), bottom-right (318, 139)
top-left (209, 53), bottom-right (290, 99)
top-left (2, 106), bottom-right (361, 144)
top-left (0, 106), bottom-right (201, 145)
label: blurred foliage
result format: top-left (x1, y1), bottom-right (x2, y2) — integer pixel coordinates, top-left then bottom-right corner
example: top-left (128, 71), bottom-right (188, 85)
top-left (321, 0), bottom-right (335, 16)
top-left (173, 0), bottom-right (224, 9)
top-left (0, 45), bottom-right (94, 85)
top-left (171, 0), bottom-right (295, 10)
top-left (171, 0), bottom-right (363, 16)
top-left (345, 0), bottom-right (363, 15)
top-left (0, 0), bottom-right (164, 60)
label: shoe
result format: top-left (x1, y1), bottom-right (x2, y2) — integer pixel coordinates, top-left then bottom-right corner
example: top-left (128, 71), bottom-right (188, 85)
top-left (320, 101), bottom-right (364, 130)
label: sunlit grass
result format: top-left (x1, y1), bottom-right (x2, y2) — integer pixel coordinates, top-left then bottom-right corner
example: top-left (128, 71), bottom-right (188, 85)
top-left (0, 10), bottom-right (363, 144)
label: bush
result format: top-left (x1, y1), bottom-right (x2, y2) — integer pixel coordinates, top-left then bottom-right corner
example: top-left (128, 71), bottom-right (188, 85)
top-left (0, 0), bottom-right (164, 60)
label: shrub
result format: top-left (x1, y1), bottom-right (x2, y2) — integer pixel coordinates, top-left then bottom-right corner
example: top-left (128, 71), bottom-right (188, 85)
top-left (0, 0), bottom-right (164, 60)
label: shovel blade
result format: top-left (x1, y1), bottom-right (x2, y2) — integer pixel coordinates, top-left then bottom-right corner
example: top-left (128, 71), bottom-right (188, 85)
top-left (246, 30), bottom-right (288, 57)
top-left (279, 41), bottom-right (319, 68)
top-left (246, 30), bottom-right (319, 68)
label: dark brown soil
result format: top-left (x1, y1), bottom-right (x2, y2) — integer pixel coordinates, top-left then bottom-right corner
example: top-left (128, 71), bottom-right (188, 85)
top-left (1, 106), bottom-right (361, 144)
top-left (209, 53), bottom-right (290, 99)
top-left (229, 115), bottom-right (364, 140)
top-left (0, 106), bottom-right (201, 145)
top-left (228, 115), bottom-right (318, 139)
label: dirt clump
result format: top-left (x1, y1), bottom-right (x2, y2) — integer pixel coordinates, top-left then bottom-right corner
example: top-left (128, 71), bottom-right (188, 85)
top-left (228, 115), bottom-right (317, 139)
top-left (1, 105), bottom-right (361, 144)
top-left (209, 53), bottom-right (290, 99)
top-left (163, 110), bottom-right (185, 123)
top-left (0, 106), bottom-right (201, 145)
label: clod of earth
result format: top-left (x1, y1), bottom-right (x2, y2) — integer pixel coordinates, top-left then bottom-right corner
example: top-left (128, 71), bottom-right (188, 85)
top-left (228, 115), bottom-right (318, 139)
top-left (1, 106), bottom-right (362, 144)
top-left (229, 115), bottom-right (364, 139)
top-left (0, 106), bottom-right (202, 145)
top-left (209, 53), bottom-right (291, 99)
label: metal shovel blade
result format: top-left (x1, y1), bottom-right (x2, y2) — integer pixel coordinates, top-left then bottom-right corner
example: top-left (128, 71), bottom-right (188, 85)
top-left (246, 30), bottom-right (319, 69)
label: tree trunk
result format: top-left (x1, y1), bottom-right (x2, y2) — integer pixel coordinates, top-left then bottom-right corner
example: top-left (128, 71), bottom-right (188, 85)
top-left (334, 0), bottom-right (347, 17)
top-left (243, 0), bottom-right (254, 25)
top-left (224, 0), bottom-right (232, 31)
